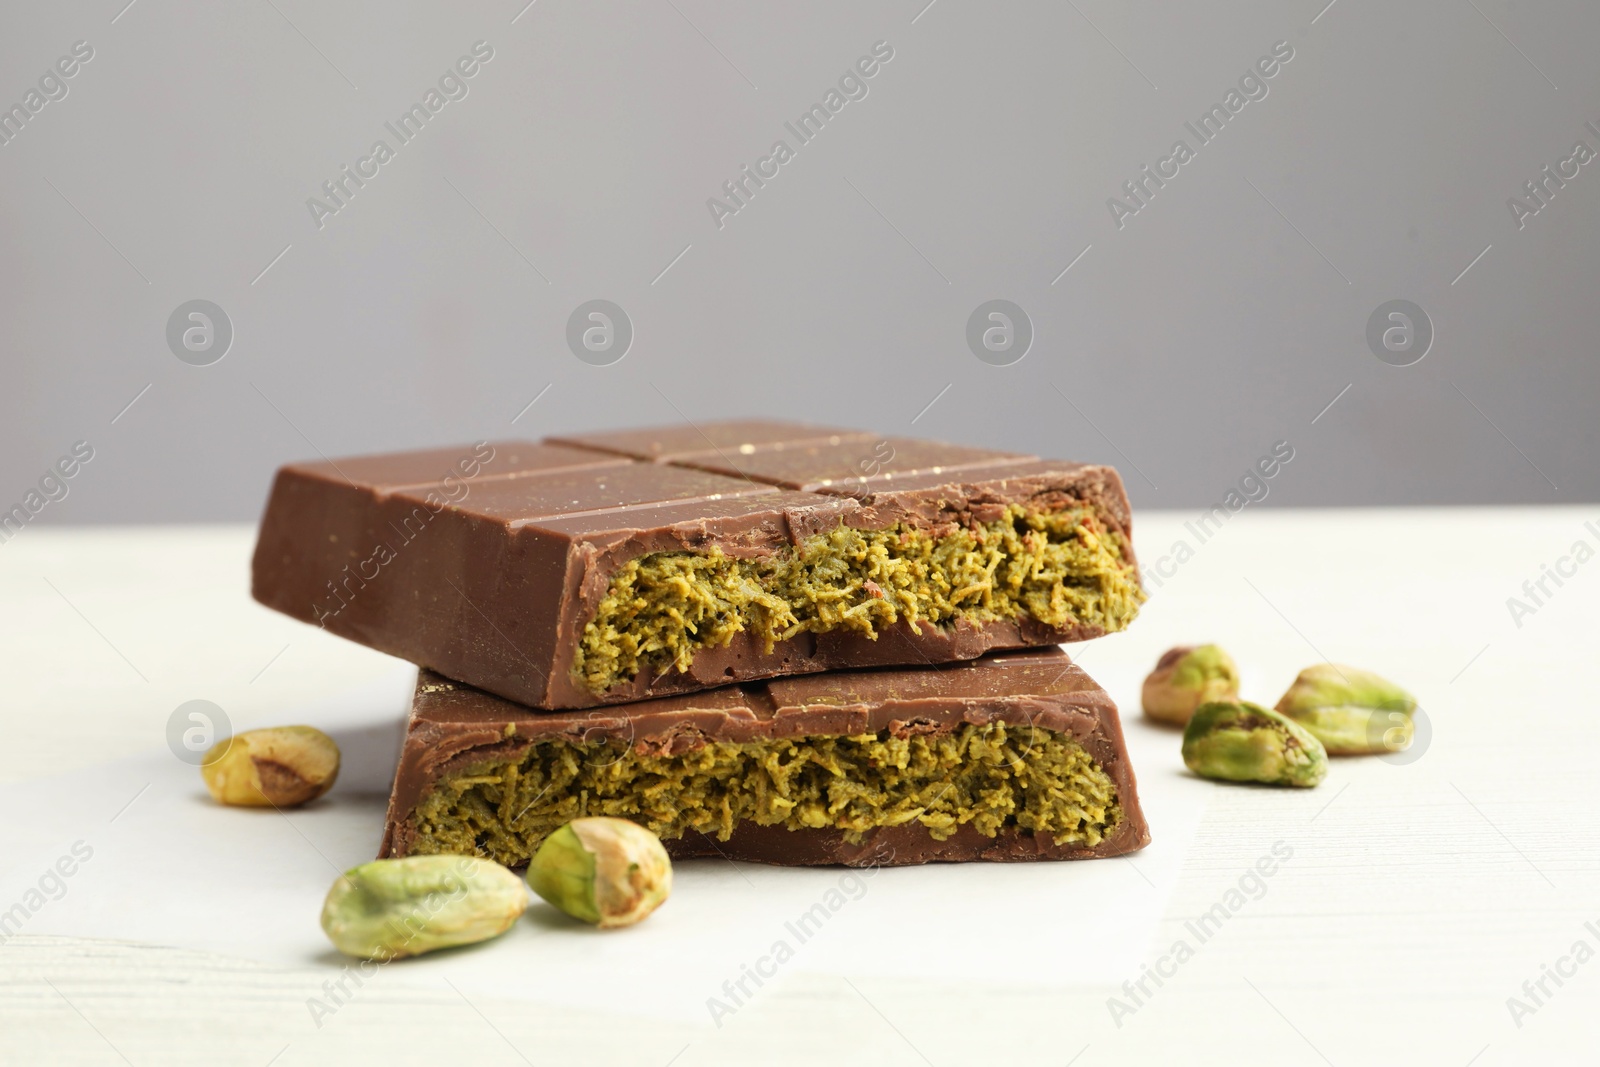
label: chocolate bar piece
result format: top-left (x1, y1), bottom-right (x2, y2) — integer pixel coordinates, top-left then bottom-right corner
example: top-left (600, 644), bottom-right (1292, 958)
top-left (381, 649), bottom-right (1150, 867)
top-left (252, 422), bottom-right (1143, 710)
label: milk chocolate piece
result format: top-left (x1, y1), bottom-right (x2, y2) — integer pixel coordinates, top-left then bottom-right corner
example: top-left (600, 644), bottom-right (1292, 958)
top-left (381, 649), bottom-right (1150, 867)
top-left (251, 422), bottom-right (1142, 710)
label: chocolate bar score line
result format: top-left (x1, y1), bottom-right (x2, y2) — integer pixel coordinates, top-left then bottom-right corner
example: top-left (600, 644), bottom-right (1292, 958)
top-left (251, 421), bottom-right (1145, 710)
top-left (381, 648), bottom-right (1151, 868)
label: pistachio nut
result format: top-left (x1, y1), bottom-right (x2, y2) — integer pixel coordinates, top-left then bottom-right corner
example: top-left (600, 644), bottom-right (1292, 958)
top-left (201, 725), bottom-right (339, 807)
top-left (1274, 663), bottom-right (1417, 755)
top-left (1182, 701), bottom-right (1327, 787)
top-left (1141, 644), bottom-right (1240, 726)
top-left (527, 817), bottom-right (672, 929)
top-left (321, 855), bottom-right (527, 960)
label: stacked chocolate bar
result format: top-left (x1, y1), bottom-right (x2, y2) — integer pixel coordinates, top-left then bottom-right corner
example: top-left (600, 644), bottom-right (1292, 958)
top-left (251, 422), bottom-right (1152, 867)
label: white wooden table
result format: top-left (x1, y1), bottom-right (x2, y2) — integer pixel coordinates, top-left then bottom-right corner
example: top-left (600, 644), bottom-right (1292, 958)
top-left (2, 509), bottom-right (1596, 1065)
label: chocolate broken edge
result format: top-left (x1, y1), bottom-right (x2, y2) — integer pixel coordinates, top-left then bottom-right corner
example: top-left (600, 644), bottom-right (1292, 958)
top-left (251, 426), bottom-right (1142, 711)
top-left (380, 651), bottom-right (1152, 868)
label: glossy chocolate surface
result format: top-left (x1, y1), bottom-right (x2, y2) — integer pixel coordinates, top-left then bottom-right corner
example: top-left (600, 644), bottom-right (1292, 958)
top-left (252, 421), bottom-right (1139, 709)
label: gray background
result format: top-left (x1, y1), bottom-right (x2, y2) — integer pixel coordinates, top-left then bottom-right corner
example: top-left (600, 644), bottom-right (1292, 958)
top-left (3, 0), bottom-right (1596, 522)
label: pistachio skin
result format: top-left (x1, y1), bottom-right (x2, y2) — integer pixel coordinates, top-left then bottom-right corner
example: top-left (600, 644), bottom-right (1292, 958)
top-left (527, 825), bottom-right (602, 925)
top-left (527, 818), bottom-right (672, 929)
top-left (321, 856), bottom-right (527, 961)
top-left (1182, 701), bottom-right (1327, 787)
top-left (201, 725), bottom-right (340, 807)
top-left (1274, 664), bottom-right (1417, 755)
top-left (1142, 644), bottom-right (1240, 726)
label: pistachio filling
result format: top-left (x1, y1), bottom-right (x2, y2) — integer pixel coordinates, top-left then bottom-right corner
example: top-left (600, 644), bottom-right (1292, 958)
top-left (410, 722), bottom-right (1123, 868)
top-left (573, 504), bottom-right (1143, 694)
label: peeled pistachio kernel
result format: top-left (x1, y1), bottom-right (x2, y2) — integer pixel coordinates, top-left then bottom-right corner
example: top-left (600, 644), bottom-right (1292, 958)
top-left (527, 817), bottom-right (672, 929)
top-left (321, 856), bottom-right (527, 961)
top-left (1182, 701), bottom-right (1327, 787)
top-left (201, 725), bottom-right (339, 807)
top-left (1274, 663), bottom-right (1417, 756)
top-left (1141, 644), bottom-right (1240, 726)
